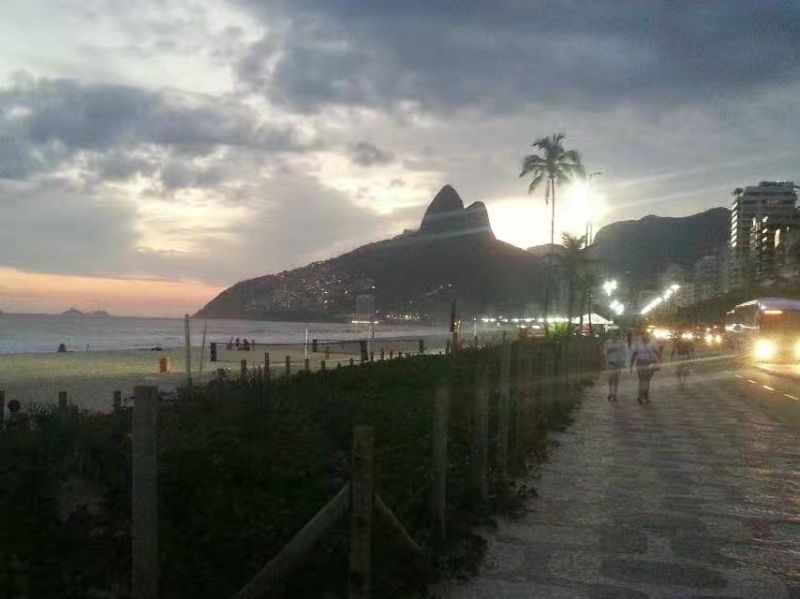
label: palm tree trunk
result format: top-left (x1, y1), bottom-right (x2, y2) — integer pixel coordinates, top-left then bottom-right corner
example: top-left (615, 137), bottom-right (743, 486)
top-left (544, 177), bottom-right (556, 334)
top-left (587, 290), bottom-right (594, 336)
top-left (543, 177), bottom-right (555, 334)
top-left (567, 277), bottom-right (575, 329)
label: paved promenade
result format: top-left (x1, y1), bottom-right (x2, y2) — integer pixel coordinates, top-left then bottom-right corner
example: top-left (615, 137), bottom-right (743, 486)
top-left (446, 364), bottom-right (800, 598)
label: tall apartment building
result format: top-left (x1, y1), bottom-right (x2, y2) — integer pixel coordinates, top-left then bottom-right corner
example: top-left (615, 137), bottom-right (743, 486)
top-left (750, 213), bottom-right (800, 280)
top-left (729, 181), bottom-right (798, 287)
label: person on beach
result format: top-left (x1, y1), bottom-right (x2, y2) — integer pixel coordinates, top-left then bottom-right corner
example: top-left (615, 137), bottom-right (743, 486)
top-left (5, 400), bottom-right (30, 431)
top-left (603, 329), bottom-right (628, 402)
top-left (630, 330), bottom-right (661, 404)
top-left (235, 337), bottom-right (241, 349)
top-left (57, 343), bottom-right (67, 353)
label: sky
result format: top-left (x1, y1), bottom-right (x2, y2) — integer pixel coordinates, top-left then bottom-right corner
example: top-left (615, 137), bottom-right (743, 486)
top-left (1, 0), bottom-right (799, 316)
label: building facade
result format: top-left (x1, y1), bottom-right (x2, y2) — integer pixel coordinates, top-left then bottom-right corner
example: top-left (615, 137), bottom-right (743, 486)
top-left (729, 181), bottom-right (798, 287)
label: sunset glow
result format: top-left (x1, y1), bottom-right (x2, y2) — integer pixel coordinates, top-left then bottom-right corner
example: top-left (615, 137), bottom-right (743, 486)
top-left (0, 268), bottom-right (222, 317)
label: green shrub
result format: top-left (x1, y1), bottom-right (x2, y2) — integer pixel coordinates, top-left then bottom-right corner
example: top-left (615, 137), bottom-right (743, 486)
top-left (0, 343), bottom-right (590, 598)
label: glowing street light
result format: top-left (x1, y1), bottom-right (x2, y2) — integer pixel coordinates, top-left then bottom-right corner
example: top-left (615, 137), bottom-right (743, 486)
top-left (640, 283), bottom-right (681, 315)
top-left (602, 279), bottom-right (618, 296)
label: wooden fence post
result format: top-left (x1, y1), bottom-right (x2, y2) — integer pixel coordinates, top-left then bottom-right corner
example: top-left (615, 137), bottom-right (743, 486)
top-left (133, 385), bottom-right (158, 599)
top-left (321, 360), bottom-right (326, 371)
top-left (498, 343), bottom-right (511, 481)
top-left (512, 343), bottom-right (526, 469)
top-left (558, 339), bottom-right (569, 396)
top-left (432, 382), bottom-right (449, 540)
top-left (0, 390), bottom-right (4, 427)
top-left (380, 348), bottom-right (385, 361)
top-left (264, 352), bottom-right (270, 378)
top-left (349, 358), bottom-right (354, 367)
top-left (474, 364), bottom-right (489, 502)
top-left (285, 356), bottom-right (291, 377)
top-left (58, 391), bottom-right (68, 415)
top-left (350, 427), bottom-right (374, 599)
top-left (542, 342), bottom-right (556, 414)
top-left (184, 314), bottom-right (192, 387)
top-left (240, 360), bottom-right (248, 384)
top-left (113, 390), bottom-right (122, 412)
top-left (304, 358), bottom-right (310, 372)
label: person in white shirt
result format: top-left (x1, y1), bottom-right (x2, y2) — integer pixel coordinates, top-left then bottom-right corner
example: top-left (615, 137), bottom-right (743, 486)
top-left (603, 329), bottom-right (628, 402)
top-left (629, 331), bottom-right (661, 404)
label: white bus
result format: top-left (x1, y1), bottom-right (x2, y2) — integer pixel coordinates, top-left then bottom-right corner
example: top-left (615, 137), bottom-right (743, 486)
top-left (725, 297), bottom-right (800, 362)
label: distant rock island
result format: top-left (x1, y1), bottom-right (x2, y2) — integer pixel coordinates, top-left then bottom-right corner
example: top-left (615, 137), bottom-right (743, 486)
top-left (61, 308), bottom-right (111, 317)
top-left (196, 185), bottom-right (731, 322)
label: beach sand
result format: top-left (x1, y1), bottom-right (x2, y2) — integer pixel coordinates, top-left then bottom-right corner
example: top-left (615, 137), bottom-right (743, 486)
top-left (0, 341), bottom-right (446, 412)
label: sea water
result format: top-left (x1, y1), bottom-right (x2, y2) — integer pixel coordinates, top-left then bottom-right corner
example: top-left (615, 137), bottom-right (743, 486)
top-left (0, 313), bottom-right (447, 355)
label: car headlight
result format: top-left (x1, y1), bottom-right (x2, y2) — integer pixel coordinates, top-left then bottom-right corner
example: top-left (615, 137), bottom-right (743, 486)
top-left (714, 334), bottom-right (722, 344)
top-left (794, 340), bottom-right (800, 359)
top-left (754, 339), bottom-right (776, 361)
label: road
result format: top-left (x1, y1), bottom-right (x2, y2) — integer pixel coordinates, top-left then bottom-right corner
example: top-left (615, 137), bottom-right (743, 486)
top-left (444, 352), bottom-right (800, 598)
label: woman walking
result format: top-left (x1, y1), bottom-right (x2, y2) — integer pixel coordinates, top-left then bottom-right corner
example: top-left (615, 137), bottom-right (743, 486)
top-left (603, 329), bottom-right (628, 402)
top-left (630, 330), bottom-right (661, 404)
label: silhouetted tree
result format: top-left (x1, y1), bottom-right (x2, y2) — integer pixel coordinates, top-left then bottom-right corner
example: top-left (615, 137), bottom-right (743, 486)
top-left (520, 133), bottom-right (584, 327)
top-left (559, 232), bottom-right (587, 321)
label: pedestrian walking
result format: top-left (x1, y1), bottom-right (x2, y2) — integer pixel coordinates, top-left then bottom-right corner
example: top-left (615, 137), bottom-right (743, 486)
top-left (603, 329), bottom-right (627, 402)
top-left (671, 330), bottom-right (696, 389)
top-left (630, 330), bottom-right (661, 404)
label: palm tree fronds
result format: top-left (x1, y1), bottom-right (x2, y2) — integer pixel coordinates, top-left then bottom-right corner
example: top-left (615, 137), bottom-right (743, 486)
top-left (527, 172), bottom-right (545, 193)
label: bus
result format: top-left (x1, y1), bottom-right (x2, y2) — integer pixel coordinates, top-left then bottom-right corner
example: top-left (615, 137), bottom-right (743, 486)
top-left (725, 297), bottom-right (800, 362)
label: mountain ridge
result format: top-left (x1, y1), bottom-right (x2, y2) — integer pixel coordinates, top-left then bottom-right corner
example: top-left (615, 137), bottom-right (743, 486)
top-left (197, 190), bottom-right (732, 321)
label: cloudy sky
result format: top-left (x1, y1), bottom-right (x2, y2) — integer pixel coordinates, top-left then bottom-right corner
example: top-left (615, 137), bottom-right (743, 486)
top-left (1, 0), bottom-right (799, 315)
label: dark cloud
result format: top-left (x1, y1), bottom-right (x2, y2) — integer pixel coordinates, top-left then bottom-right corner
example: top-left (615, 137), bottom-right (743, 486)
top-left (91, 150), bottom-right (157, 182)
top-left (349, 141), bottom-right (393, 167)
top-left (236, 1), bottom-right (800, 114)
top-left (0, 73), bottom-right (309, 181)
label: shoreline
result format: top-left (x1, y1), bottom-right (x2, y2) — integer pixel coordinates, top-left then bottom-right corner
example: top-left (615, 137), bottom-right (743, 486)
top-left (0, 339), bottom-right (451, 413)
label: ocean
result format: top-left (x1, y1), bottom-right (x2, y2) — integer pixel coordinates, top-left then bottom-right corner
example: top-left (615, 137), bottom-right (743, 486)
top-left (0, 313), bottom-right (448, 355)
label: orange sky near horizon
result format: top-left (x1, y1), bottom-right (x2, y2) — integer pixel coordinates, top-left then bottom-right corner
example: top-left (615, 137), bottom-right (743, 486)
top-left (0, 267), bottom-right (223, 317)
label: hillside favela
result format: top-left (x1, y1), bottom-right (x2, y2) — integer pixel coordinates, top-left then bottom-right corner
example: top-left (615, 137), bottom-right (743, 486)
top-left (2, 3), bottom-right (800, 598)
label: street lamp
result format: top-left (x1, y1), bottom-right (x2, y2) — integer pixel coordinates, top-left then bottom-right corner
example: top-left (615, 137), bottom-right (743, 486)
top-left (584, 171), bottom-right (603, 246)
top-left (602, 279), bottom-right (618, 296)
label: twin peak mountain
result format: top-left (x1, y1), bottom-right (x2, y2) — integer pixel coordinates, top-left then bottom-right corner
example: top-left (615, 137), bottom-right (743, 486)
top-left (196, 185), bottom-right (538, 321)
top-left (196, 185), bottom-right (729, 321)
top-left (417, 184), bottom-right (493, 238)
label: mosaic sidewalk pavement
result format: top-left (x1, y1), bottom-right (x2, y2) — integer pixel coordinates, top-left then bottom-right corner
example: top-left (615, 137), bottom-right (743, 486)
top-left (443, 366), bottom-right (800, 598)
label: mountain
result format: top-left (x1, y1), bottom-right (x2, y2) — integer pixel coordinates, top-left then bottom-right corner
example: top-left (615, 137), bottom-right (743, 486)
top-left (196, 185), bottom-right (545, 322)
top-left (588, 207), bottom-right (730, 283)
top-left (197, 189), bottom-right (733, 322)
top-left (526, 244), bottom-right (565, 259)
top-left (61, 308), bottom-right (84, 316)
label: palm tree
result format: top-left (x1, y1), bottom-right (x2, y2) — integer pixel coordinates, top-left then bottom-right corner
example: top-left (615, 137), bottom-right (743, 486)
top-left (559, 232), bottom-right (587, 322)
top-left (520, 133), bottom-right (585, 328)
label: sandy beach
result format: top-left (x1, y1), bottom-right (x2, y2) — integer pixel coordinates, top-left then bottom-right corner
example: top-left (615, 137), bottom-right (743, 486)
top-left (0, 340), bottom-right (449, 412)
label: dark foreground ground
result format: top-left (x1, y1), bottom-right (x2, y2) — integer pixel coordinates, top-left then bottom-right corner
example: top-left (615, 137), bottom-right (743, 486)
top-left (445, 355), bottom-right (800, 598)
